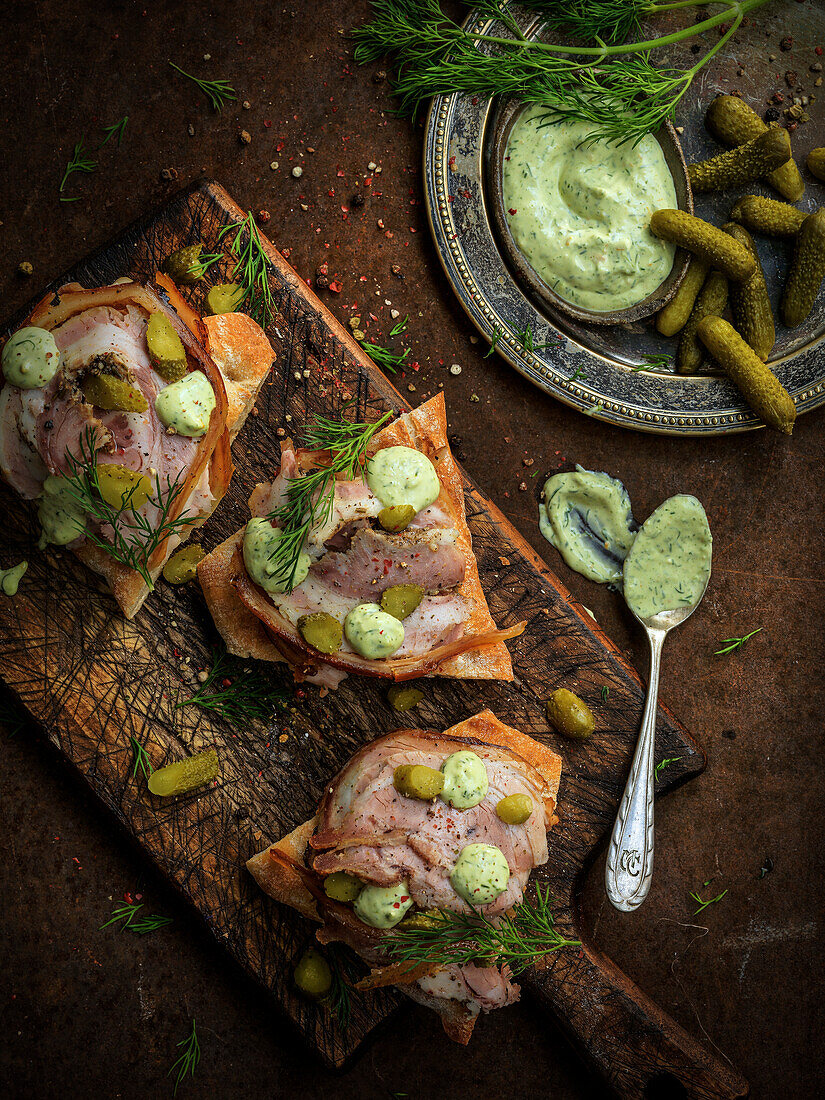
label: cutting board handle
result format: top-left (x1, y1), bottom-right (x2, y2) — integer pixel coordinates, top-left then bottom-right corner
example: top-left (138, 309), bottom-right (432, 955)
top-left (529, 941), bottom-right (749, 1099)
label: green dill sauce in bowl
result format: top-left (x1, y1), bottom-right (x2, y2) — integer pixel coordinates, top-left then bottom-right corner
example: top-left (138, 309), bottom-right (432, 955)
top-left (502, 107), bottom-right (679, 314)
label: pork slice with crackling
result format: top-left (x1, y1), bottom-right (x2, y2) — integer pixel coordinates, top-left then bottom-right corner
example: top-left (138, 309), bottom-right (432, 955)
top-left (310, 728), bottom-right (551, 917)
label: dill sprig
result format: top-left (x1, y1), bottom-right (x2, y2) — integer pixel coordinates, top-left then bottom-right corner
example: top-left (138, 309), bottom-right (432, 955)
top-left (354, 0), bottom-right (770, 146)
top-left (689, 884), bottom-right (728, 915)
top-left (385, 884), bottom-right (580, 975)
top-left (359, 317), bottom-right (411, 374)
top-left (515, 324), bottom-right (562, 353)
top-left (130, 735), bottom-right (154, 779)
top-left (169, 1020), bottom-right (201, 1096)
top-left (641, 353), bottom-right (673, 370)
top-left (176, 649), bottom-right (287, 723)
top-left (61, 427), bottom-right (193, 590)
top-left (714, 627), bottom-right (762, 656)
top-left (267, 412), bottom-right (393, 591)
top-left (100, 901), bottom-right (173, 934)
top-left (169, 61), bottom-right (236, 112)
top-left (325, 944), bottom-right (363, 1031)
top-left (654, 755), bottom-right (682, 781)
top-left (600, 685), bottom-right (609, 702)
top-left (484, 324), bottom-right (504, 358)
top-left (99, 116), bottom-right (129, 148)
top-left (59, 137), bottom-right (97, 202)
top-left (188, 250), bottom-right (224, 279)
top-left (217, 212), bottom-right (276, 329)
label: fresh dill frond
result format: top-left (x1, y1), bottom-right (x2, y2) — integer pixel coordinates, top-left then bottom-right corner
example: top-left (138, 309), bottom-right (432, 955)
top-left (385, 884), bottom-right (580, 975)
top-left (689, 886), bottom-right (728, 915)
top-left (654, 755), bottom-right (682, 781)
top-left (515, 324), bottom-right (562, 354)
top-left (61, 427), bottom-right (193, 590)
top-left (484, 324), bottom-right (504, 358)
top-left (267, 412), bottom-right (392, 590)
top-left (169, 61), bottom-right (237, 112)
top-left (600, 685), bottom-right (609, 702)
top-left (353, 0), bottom-right (770, 146)
top-left (100, 901), bottom-right (173, 934)
top-left (640, 353), bottom-right (672, 371)
top-left (176, 649), bottom-right (287, 723)
top-left (325, 944), bottom-right (363, 1031)
top-left (389, 313), bottom-right (409, 337)
top-left (217, 212), bottom-right (276, 328)
top-left (188, 250), bottom-right (224, 279)
top-left (130, 735), bottom-right (154, 779)
top-left (169, 1019), bottom-right (201, 1096)
top-left (59, 137), bottom-right (97, 202)
top-left (714, 627), bottom-right (762, 656)
top-left (359, 338), bottom-right (410, 375)
top-left (571, 366), bottom-right (587, 382)
top-left (99, 116), bottom-right (129, 148)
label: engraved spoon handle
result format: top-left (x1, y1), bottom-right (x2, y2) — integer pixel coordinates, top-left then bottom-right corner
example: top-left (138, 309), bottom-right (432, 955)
top-left (605, 627), bottom-right (666, 912)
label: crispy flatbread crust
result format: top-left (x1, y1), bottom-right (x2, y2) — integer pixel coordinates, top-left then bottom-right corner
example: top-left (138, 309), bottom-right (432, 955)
top-left (74, 308), bottom-right (273, 618)
top-left (198, 393), bottom-right (516, 681)
top-left (245, 711), bottom-right (562, 1043)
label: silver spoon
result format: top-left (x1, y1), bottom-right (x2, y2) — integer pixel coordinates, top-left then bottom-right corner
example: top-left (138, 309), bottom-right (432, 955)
top-left (605, 559), bottom-right (710, 913)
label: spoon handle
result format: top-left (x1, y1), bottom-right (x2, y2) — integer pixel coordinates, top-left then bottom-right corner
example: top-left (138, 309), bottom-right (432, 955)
top-left (605, 628), bottom-right (665, 912)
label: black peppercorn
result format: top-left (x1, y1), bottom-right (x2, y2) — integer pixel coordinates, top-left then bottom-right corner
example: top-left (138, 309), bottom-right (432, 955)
top-left (763, 106), bottom-right (781, 122)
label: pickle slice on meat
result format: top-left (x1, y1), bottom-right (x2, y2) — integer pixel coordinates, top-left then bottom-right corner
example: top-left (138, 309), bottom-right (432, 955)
top-left (82, 373), bottom-right (148, 412)
top-left (96, 464), bottom-right (153, 511)
top-left (146, 312), bottom-right (188, 382)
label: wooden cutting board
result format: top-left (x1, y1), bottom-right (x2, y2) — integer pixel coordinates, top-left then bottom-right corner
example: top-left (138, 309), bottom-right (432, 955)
top-left (0, 181), bottom-right (747, 1098)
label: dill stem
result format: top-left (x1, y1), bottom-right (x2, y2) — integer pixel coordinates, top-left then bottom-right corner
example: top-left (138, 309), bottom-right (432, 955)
top-left (462, 0), bottom-right (768, 59)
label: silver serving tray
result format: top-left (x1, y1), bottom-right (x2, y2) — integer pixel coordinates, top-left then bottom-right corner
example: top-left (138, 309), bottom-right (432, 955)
top-left (422, 1), bottom-right (825, 435)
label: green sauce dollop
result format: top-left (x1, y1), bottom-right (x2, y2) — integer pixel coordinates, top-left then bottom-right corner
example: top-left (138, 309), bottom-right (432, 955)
top-left (539, 467), bottom-right (637, 585)
top-left (440, 750), bottom-right (488, 809)
top-left (344, 603), bottom-right (404, 659)
top-left (0, 560), bottom-right (27, 596)
top-left (353, 881), bottom-right (413, 928)
top-left (37, 476), bottom-right (87, 548)
top-left (155, 371), bottom-right (216, 437)
top-left (2, 327), bottom-right (61, 389)
top-left (243, 517), bottom-right (310, 595)
top-left (366, 446), bottom-right (440, 514)
top-left (450, 844), bottom-right (510, 906)
top-left (623, 494), bottom-right (712, 619)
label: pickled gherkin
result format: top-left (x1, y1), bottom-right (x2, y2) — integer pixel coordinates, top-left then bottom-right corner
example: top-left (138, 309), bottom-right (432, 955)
top-left (656, 257), bottom-right (709, 337)
top-left (147, 747), bottom-right (219, 796)
top-left (387, 684), bottom-right (424, 712)
top-left (729, 195), bottom-right (806, 238)
top-left (82, 373), bottom-right (148, 412)
top-left (705, 96), bottom-right (805, 201)
top-left (546, 688), bottom-right (595, 740)
top-left (495, 793), bottom-right (533, 825)
top-left (393, 763), bottom-right (444, 800)
top-left (688, 128), bottom-right (791, 194)
top-left (96, 463), bottom-right (153, 511)
top-left (293, 948), bottom-right (332, 998)
top-left (206, 282), bottom-right (244, 316)
top-left (297, 611), bottom-right (343, 654)
top-left (649, 210), bottom-right (755, 283)
top-left (162, 244), bottom-right (205, 285)
top-left (722, 223), bottom-right (774, 361)
top-left (378, 504), bottom-right (415, 533)
top-left (146, 312), bottom-right (188, 383)
top-left (697, 316), bottom-right (796, 435)
top-left (781, 209), bottom-right (825, 329)
top-left (380, 583), bottom-right (423, 620)
top-left (162, 544), bottom-right (205, 584)
top-left (676, 271), bottom-right (729, 375)
top-left (807, 148), bottom-right (825, 183)
top-left (323, 872), bottom-right (363, 903)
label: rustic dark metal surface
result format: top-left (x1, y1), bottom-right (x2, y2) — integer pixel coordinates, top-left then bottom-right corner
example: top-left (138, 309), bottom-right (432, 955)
top-left (426, 1), bottom-right (825, 432)
top-left (0, 2), bottom-right (822, 1098)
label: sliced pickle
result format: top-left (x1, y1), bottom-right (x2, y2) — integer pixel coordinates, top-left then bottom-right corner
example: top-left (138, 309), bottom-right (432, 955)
top-left (146, 312), bottom-right (187, 382)
top-left (162, 243), bottom-right (204, 285)
top-left (380, 583), bottom-right (423, 620)
top-left (162, 544), bottom-right (205, 584)
top-left (297, 611), bottom-right (343, 654)
top-left (378, 504), bottom-right (415, 532)
top-left (96, 464), bottom-right (153, 511)
top-left (147, 748), bottom-right (219, 797)
top-left (206, 282), bottom-right (244, 315)
top-left (82, 373), bottom-right (148, 412)
top-left (387, 684), bottom-right (424, 712)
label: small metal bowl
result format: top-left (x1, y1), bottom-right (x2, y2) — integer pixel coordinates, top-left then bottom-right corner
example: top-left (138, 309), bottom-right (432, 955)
top-left (486, 100), bottom-right (694, 326)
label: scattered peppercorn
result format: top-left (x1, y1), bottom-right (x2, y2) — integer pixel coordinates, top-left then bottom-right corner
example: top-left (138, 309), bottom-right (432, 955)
top-left (160, 167), bottom-right (178, 181)
top-left (17, 261), bottom-right (33, 276)
top-left (350, 192), bottom-right (365, 207)
top-left (372, 70), bottom-right (387, 83)
top-left (764, 107), bottom-right (781, 122)
top-left (257, 210), bottom-right (271, 224)
top-left (391, 264), bottom-right (403, 279)
top-left (784, 70), bottom-right (798, 87)
top-left (239, 130), bottom-right (252, 145)
top-left (779, 36), bottom-right (793, 51)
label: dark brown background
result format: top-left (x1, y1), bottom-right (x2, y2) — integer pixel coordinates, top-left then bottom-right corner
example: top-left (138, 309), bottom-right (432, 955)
top-left (1, 2), bottom-right (822, 1097)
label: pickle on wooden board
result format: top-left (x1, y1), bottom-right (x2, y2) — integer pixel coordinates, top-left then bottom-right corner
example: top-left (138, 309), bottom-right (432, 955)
top-left (729, 195), bottom-right (806, 238)
top-left (781, 209), bottom-right (825, 328)
top-left (676, 271), bottom-right (729, 375)
top-left (162, 244), bottom-right (205, 285)
top-left (147, 747), bottom-right (220, 796)
top-left (649, 210), bottom-right (755, 283)
top-left (656, 256), bottom-right (709, 337)
top-left (722, 223), bottom-right (775, 361)
top-left (688, 128), bottom-right (792, 194)
top-left (697, 316), bottom-right (796, 434)
top-left (81, 373), bottom-right (148, 413)
top-left (806, 148), bottom-right (825, 183)
top-left (705, 96), bottom-right (805, 201)
top-left (146, 312), bottom-right (188, 382)
top-left (162, 544), bottom-right (205, 584)
top-left (387, 684), bottom-right (424, 712)
top-left (206, 283), bottom-right (244, 316)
